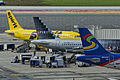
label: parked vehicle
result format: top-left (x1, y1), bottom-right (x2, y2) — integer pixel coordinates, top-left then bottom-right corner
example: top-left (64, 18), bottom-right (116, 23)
top-left (76, 61), bottom-right (91, 67)
top-left (0, 1), bottom-right (5, 5)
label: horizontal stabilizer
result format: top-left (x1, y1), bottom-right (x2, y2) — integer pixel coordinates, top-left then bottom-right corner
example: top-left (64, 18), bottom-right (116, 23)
top-left (86, 58), bottom-right (100, 63)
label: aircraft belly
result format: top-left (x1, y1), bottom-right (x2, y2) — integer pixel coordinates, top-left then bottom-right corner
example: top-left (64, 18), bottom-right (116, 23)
top-left (37, 42), bottom-right (65, 51)
top-left (14, 31), bottom-right (31, 39)
top-left (50, 44), bottom-right (65, 51)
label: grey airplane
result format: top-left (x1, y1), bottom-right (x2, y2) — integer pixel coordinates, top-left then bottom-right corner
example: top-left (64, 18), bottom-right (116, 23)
top-left (31, 17), bottom-right (83, 53)
top-left (31, 39), bottom-right (82, 52)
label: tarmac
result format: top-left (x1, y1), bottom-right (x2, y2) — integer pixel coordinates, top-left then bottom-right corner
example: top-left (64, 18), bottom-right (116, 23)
top-left (0, 34), bottom-right (120, 80)
top-left (1, 51), bottom-right (120, 80)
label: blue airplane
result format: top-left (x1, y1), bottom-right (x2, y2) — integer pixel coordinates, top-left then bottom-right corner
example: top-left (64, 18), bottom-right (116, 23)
top-left (76, 28), bottom-right (120, 69)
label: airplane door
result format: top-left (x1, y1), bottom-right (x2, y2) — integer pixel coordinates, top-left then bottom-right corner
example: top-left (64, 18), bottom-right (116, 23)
top-left (56, 40), bottom-right (60, 47)
top-left (50, 40), bottom-right (60, 50)
top-left (55, 40), bottom-right (61, 48)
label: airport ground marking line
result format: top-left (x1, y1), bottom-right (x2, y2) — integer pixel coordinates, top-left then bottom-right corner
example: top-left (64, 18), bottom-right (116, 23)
top-left (1, 11), bottom-right (120, 14)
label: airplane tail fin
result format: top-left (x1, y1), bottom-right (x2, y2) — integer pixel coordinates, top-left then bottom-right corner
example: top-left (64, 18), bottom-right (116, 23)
top-left (33, 17), bottom-right (56, 39)
top-left (6, 10), bottom-right (23, 30)
top-left (78, 28), bottom-right (109, 55)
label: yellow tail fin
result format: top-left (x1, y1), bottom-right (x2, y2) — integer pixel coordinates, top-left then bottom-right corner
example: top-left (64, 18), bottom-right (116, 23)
top-left (7, 10), bottom-right (23, 30)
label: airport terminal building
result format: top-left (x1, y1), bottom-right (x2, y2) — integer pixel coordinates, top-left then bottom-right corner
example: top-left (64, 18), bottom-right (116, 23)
top-left (89, 27), bottom-right (120, 52)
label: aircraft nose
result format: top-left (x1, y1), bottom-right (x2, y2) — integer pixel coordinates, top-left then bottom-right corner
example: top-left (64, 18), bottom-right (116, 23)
top-left (31, 40), bottom-right (38, 43)
top-left (75, 54), bottom-right (81, 57)
top-left (75, 54), bottom-right (82, 59)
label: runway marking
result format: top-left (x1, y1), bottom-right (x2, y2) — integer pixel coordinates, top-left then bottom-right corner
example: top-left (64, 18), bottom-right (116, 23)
top-left (11, 73), bottom-right (23, 77)
top-left (1, 11), bottom-right (120, 14)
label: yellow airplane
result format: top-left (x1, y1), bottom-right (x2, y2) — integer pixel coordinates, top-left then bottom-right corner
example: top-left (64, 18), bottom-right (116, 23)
top-left (5, 10), bottom-right (80, 41)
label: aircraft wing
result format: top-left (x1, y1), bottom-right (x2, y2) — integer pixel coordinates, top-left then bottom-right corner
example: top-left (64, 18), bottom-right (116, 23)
top-left (33, 17), bottom-right (56, 39)
top-left (85, 58), bottom-right (100, 63)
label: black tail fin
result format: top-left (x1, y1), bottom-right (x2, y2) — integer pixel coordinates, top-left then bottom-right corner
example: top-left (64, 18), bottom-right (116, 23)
top-left (33, 17), bottom-right (56, 39)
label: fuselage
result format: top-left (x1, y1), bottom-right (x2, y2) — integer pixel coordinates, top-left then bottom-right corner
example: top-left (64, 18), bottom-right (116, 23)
top-left (5, 29), bottom-right (80, 40)
top-left (31, 39), bottom-right (82, 52)
top-left (76, 52), bottom-right (120, 69)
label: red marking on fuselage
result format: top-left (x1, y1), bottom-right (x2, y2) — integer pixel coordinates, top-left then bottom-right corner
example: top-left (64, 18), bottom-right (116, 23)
top-left (99, 58), bottom-right (120, 66)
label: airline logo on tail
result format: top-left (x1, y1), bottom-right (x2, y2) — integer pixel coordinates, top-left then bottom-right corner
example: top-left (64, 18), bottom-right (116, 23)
top-left (83, 33), bottom-right (99, 51)
top-left (7, 12), bottom-right (17, 28)
top-left (7, 10), bottom-right (23, 30)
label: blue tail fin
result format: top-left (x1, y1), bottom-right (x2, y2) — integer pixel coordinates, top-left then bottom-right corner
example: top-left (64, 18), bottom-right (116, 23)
top-left (79, 28), bottom-right (109, 55)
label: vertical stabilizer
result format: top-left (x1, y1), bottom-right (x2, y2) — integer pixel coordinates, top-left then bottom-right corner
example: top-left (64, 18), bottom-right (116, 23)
top-left (33, 17), bottom-right (56, 39)
top-left (78, 28), bottom-right (109, 55)
top-left (7, 10), bottom-right (23, 30)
